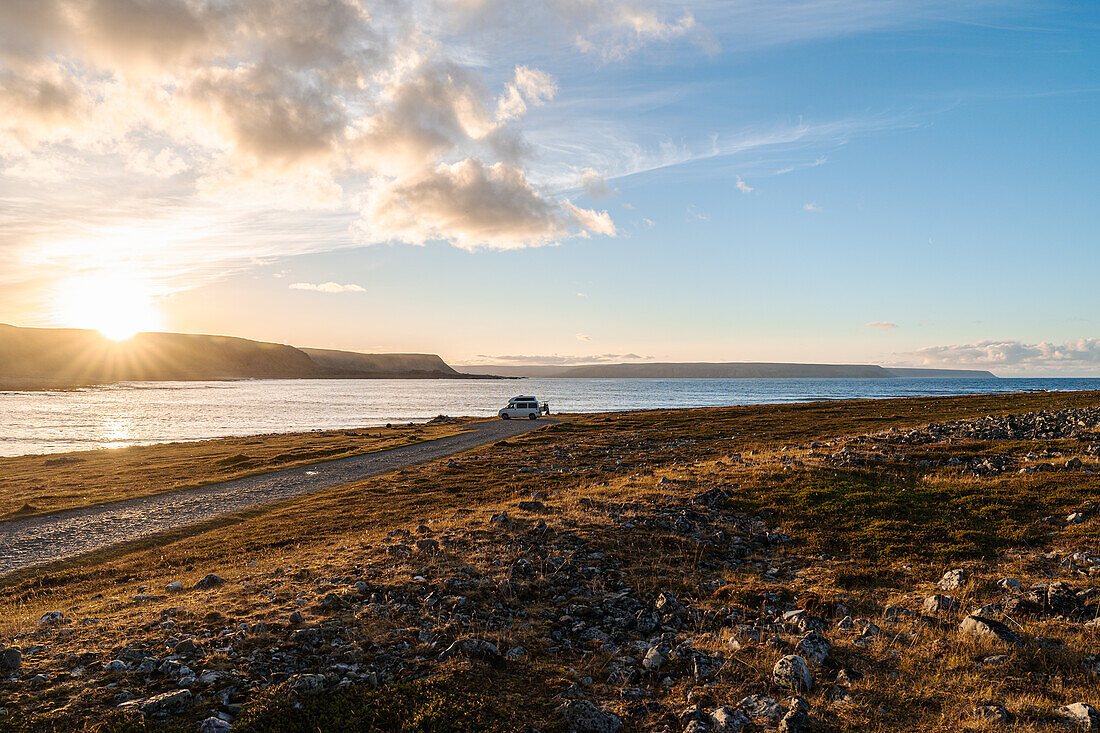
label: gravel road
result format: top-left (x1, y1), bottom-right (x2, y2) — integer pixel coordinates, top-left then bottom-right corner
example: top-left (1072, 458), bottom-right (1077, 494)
top-left (0, 418), bottom-right (553, 578)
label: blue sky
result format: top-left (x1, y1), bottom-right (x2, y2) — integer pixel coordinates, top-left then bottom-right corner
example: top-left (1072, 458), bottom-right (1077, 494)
top-left (1, 1), bottom-right (1098, 374)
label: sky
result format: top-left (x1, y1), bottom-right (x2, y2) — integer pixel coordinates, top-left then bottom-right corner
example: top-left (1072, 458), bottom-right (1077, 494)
top-left (1, 0), bottom-right (1098, 375)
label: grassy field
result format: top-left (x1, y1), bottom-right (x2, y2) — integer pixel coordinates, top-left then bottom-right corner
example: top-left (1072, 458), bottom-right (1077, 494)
top-left (3, 390), bottom-right (1100, 731)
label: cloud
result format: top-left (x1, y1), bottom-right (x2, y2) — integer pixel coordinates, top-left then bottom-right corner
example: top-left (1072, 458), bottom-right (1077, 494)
top-left (364, 159), bottom-right (614, 249)
top-left (475, 352), bottom-right (651, 365)
top-left (864, 321), bottom-right (898, 330)
top-left (898, 338), bottom-right (1100, 375)
top-left (576, 333), bottom-right (591, 341)
top-left (580, 168), bottom-right (616, 200)
top-left (289, 281), bottom-right (365, 293)
top-left (803, 202), bottom-right (822, 212)
top-left (735, 175), bottom-right (754, 193)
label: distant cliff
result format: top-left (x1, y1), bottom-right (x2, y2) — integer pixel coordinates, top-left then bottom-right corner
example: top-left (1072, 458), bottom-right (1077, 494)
top-left (0, 324), bottom-right (473, 388)
top-left (458, 362), bottom-right (998, 379)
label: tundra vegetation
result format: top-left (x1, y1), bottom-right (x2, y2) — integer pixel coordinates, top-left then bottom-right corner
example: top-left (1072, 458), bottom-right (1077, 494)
top-left (2, 391), bottom-right (1100, 732)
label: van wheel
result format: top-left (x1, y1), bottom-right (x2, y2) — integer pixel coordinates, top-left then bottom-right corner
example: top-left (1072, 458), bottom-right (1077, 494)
top-left (501, 414), bottom-right (510, 420)
top-left (528, 413), bottom-right (537, 420)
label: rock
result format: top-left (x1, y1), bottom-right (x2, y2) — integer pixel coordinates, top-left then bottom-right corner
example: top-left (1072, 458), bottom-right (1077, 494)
top-left (682, 721), bottom-right (710, 733)
top-left (642, 645), bottom-right (666, 671)
top-left (0, 648), bottom-right (21, 670)
top-left (294, 673), bottom-right (327, 695)
top-left (560, 699), bottom-right (623, 733)
top-left (998, 578), bottom-right (1023, 592)
top-left (199, 718), bottom-right (233, 733)
top-left (922, 595), bottom-right (958, 614)
top-left (165, 581), bottom-right (184, 593)
top-left (319, 592), bottom-right (350, 611)
top-left (104, 660), bottom-right (128, 673)
top-left (973, 704), bottom-right (1009, 723)
top-left (959, 616), bottom-right (1022, 645)
top-left (709, 706), bottom-right (750, 732)
top-left (193, 574), bottom-right (225, 590)
top-left (174, 639), bottom-right (204, 657)
top-left (1056, 702), bottom-right (1099, 730)
top-left (140, 689), bottom-right (193, 717)
top-left (38, 611), bottom-right (65, 626)
top-left (937, 568), bottom-right (968, 591)
top-left (738, 695), bottom-right (783, 725)
top-left (415, 538), bottom-right (440, 554)
top-left (773, 655), bottom-right (812, 692)
top-left (439, 637), bottom-right (501, 661)
top-left (779, 696), bottom-right (811, 733)
top-left (506, 646), bottom-right (527, 661)
top-left (795, 631), bottom-right (831, 666)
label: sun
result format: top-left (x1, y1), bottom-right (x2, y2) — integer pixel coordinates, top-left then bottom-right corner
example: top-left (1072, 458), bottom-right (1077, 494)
top-left (55, 273), bottom-right (164, 341)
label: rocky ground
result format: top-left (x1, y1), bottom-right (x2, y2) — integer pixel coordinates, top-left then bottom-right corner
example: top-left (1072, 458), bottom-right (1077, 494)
top-left (3, 400), bottom-right (1100, 731)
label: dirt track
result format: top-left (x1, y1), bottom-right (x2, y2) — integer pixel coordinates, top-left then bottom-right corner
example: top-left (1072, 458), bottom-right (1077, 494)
top-left (0, 418), bottom-right (553, 577)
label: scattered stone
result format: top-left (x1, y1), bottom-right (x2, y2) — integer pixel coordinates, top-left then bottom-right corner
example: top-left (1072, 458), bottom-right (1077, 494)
top-left (923, 594), bottom-right (958, 614)
top-left (165, 581), bottom-right (184, 593)
top-left (773, 655), bottom-right (812, 692)
top-left (140, 689), bottom-right (193, 717)
top-left (439, 637), bottom-right (501, 661)
top-left (38, 611), bottom-right (65, 626)
top-left (199, 718), bottom-right (232, 733)
top-left (738, 695), bottom-right (783, 725)
top-left (937, 568), bottom-right (968, 591)
top-left (560, 699), bottom-right (623, 733)
top-left (103, 660), bottom-right (127, 673)
top-left (973, 704), bottom-right (1009, 723)
top-left (174, 639), bottom-right (204, 657)
top-left (1056, 702), bottom-right (1099, 730)
top-left (959, 615), bottom-right (1022, 645)
top-left (293, 674), bottom-right (326, 695)
top-left (709, 706), bottom-right (750, 732)
top-left (779, 696), bottom-right (811, 733)
top-left (0, 648), bottom-right (21, 670)
top-left (193, 574), bottom-right (225, 590)
top-left (795, 631), bottom-right (830, 666)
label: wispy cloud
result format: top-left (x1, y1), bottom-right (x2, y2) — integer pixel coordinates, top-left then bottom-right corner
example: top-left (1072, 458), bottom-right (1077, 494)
top-left (803, 202), bottom-right (822, 213)
top-left (576, 333), bottom-right (591, 341)
top-left (864, 321), bottom-right (899, 330)
top-left (289, 282), bottom-right (366, 294)
top-left (735, 176), bottom-right (754, 193)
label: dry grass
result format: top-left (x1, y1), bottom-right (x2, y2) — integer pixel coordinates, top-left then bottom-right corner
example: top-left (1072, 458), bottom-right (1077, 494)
top-left (4, 390), bottom-right (1100, 730)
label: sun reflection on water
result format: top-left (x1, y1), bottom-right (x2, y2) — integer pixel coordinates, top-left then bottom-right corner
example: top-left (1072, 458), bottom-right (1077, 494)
top-left (98, 414), bottom-right (137, 450)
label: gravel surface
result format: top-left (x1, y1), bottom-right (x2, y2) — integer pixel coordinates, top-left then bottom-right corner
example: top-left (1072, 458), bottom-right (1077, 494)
top-left (0, 418), bottom-right (552, 577)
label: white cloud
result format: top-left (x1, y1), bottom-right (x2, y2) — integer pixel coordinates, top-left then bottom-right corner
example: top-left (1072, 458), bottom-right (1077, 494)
top-left (576, 333), bottom-right (591, 341)
top-left (899, 338), bottom-right (1100, 375)
top-left (864, 321), bottom-right (898, 330)
top-left (580, 167), bottom-right (616, 200)
top-left (735, 175), bottom-right (754, 193)
top-left (803, 202), bottom-right (822, 212)
top-left (289, 281), bottom-right (366, 293)
top-left (364, 159), bottom-right (614, 250)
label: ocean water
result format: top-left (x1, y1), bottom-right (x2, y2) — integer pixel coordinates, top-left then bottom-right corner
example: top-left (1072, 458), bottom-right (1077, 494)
top-left (1, 377), bottom-right (1098, 457)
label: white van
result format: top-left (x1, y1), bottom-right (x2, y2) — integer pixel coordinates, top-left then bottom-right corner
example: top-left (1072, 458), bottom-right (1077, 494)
top-left (498, 395), bottom-right (548, 420)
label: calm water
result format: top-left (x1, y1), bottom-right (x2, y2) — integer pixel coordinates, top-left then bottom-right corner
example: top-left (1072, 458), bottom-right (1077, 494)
top-left (2, 377), bottom-right (1099, 457)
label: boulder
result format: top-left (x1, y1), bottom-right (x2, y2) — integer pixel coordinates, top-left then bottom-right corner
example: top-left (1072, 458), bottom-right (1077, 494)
top-left (1056, 702), bottom-right (1099, 730)
top-left (38, 611), bottom-right (66, 626)
top-left (937, 569), bottom-right (968, 591)
top-left (773, 655), bottom-right (812, 692)
top-left (709, 706), bottom-right (750, 732)
top-left (560, 699), bottom-right (623, 733)
top-left (140, 689), bottom-right (193, 717)
top-left (922, 595), bottom-right (958, 614)
top-left (795, 632), bottom-right (831, 666)
top-left (779, 696), bottom-right (811, 733)
top-left (199, 718), bottom-right (233, 733)
top-left (193, 574), bottom-right (225, 590)
top-left (959, 616), bottom-right (1022, 645)
top-left (0, 648), bottom-right (21, 670)
top-left (737, 695), bottom-right (783, 725)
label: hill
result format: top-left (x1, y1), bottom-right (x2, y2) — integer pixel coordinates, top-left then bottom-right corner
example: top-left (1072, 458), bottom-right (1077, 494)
top-left (0, 324), bottom-right (471, 388)
top-left (458, 361), bottom-right (998, 379)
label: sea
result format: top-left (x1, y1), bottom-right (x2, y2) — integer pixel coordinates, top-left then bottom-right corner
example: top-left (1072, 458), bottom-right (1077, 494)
top-left (1, 377), bottom-right (1099, 457)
